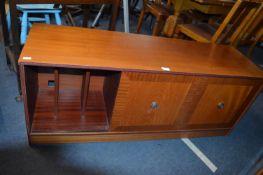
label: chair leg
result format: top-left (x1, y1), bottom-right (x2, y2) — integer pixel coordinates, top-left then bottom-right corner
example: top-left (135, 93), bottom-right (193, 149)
top-left (20, 12), bottom-right (28, 44)
top-left (54, 12), bottom-right (62, 25)
top-left (247, 39), bottom-right (260, 58)
top-left (247, 42), bottom-right (256, 58)
top-left (174, 25), bottom-right (184, 39)
top-left (136, 8), bottom-right (145, 34)
top-left (247, 30), bottom-right (263, 58)
top-left (162, 15), bottom-right (177, 37)
top-left (44, 14), bottom-right (51, 24)
top-left (152, 16), bottom-right (163, 36)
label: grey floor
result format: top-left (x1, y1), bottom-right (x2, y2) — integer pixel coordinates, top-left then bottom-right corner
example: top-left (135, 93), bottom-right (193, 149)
top-left (0, 10), bottom-right (263, 175)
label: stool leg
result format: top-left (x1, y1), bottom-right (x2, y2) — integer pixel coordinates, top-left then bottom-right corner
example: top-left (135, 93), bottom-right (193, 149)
top-left (21, 12), bottom-right (28, 44)
top-left (44, 14), bottom-right (51, 24)
top-left (54, 12), bottom-right (62, 25)
top-left (136, 8), bottom-right (145, 33)
top-left (28, 21), bottom-right (32, 28)
top-left (6, 11), bottom-right (11, 31)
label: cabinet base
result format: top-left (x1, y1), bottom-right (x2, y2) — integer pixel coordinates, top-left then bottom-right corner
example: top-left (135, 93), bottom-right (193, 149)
top-left (29, 129), bottom-right (229, 144)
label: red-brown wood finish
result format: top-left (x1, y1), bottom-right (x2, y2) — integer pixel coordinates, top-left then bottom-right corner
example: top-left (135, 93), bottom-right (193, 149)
top-left (18, 25), bottom-right (263, 144)
top-left (19, 24), bottom-right (263, 79)
top-left (111, 73), bottom-right (262, 132)
top-left (110, 72), bottom-right (193, 131)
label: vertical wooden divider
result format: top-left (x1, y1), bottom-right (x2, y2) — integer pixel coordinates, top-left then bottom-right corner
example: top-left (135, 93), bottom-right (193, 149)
top-left (54, 68), bottom-right (59, 117)
top-left (81, 71), bottom-right (91, 117)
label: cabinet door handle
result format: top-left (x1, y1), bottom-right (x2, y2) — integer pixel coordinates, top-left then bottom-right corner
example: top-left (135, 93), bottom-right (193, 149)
top-left (217, 102), bottom-right (225, 109)
top-left (150, 101), bottom-right (159, 110)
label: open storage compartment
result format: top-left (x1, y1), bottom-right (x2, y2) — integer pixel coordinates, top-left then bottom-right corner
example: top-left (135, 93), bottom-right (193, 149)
top-left (23, 66), bottom-right (120, 133)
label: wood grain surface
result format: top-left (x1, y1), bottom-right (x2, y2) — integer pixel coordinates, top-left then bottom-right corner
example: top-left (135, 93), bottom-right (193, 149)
top-left (31, 69), bottom-right (110, 132)
top-left (18, 24), bottom-right (263, 144)
top-left (110, 72), bottom-right (193, 131)
top-left (111, 72), bottom-right (262, 132)
top-left (19, 24), bottom-right (263, 79)
top-left (29, 129), bottom-right (229, 144)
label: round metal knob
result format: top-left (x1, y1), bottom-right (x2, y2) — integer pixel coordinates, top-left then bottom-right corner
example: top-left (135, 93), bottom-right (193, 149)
top-left (217, 102), bottom-right (225, 109)
top-left (150, 101), bottom-right (159, 110)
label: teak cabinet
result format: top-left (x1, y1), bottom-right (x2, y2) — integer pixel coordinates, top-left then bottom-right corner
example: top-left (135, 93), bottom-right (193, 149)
top-left (19, 24), bottom-right (263, 144)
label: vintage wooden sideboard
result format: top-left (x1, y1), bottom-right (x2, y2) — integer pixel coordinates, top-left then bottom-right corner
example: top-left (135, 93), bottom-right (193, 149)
top-left (19, 24), bottom-right (263, 144)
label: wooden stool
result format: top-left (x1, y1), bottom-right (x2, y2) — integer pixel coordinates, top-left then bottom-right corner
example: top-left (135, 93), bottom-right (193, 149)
top-left (7, 4), bottom-right (62, 44)
top-left (136, 0), bottom-right (170, 36)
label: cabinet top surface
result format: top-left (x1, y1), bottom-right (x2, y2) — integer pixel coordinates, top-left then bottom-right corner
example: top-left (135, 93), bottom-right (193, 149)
top-left (19, 24), bottom-right (263, 78)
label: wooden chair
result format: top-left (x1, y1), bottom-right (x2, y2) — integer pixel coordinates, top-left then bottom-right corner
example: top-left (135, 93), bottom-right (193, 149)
top-left (136, 0), bottom-right (171, 36)
top-left (240, 5), bottom-right (263, 57)
top-left (176, 0), bottom-right (263, 47)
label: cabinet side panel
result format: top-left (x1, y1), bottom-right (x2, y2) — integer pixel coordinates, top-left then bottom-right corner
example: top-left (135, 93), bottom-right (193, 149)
top-left (20, 65), bottom-right (38, 134)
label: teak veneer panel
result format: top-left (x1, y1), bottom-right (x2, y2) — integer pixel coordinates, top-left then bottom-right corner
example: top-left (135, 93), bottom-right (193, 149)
top-left (110, 72), bottom-right (193, 131)
top-left (175, 77), bottom-right (262, 130)
top-left (111, 73), bottom-right (262, 132)
top-left (19, 24), bottom-right (263, 79)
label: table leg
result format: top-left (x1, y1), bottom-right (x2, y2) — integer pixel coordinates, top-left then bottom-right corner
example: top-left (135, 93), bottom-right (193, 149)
top-left (109, 0), bottom-right (120, 30)
top-left (0, 0), bottom-right (9, 46)
top-left (82, 5), bottom-right (90, 27)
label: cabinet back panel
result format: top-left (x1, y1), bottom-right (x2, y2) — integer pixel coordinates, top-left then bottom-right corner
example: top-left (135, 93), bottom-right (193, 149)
top-left (38, 73), bottom-right (104, 91)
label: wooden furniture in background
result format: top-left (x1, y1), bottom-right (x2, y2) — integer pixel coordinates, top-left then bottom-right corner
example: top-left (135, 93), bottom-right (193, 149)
top-left (136, 0), bottom-right (171, 36)
top-left (192, 0), bottom-right (235, 7)
top-left (163, 0), bottom-right (234, 37)
top-left (10, 4), bottom-right (63, 44)
top-left (0, 0), bottom-right (17, 72)
top-left (256, 168), bottom-right (263, 175)
top-left (8, 0), bottom-right (120, 57)
top-left (240, 4), bottom-right (263, 57)
top-left (0, 0), bottom-right (9, 46)
top-left (176, 0), bottom-right (262, 47)
top-left (19, 24), bottom-right (263, 144)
